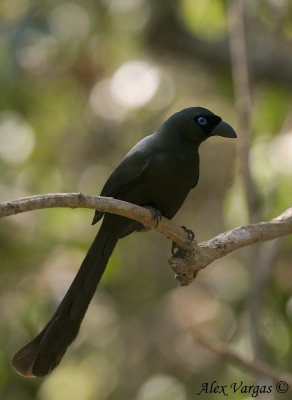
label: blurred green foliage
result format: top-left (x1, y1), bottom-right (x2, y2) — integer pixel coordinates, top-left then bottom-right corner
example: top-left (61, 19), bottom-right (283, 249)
top-left (0, 0), bottom-right (292, 399)
top-left (180, 0), bottom-right (226, 39)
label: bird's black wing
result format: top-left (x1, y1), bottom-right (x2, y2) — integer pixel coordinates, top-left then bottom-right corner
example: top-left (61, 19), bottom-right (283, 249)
top-left (92, 137), bottom-right (152, 225)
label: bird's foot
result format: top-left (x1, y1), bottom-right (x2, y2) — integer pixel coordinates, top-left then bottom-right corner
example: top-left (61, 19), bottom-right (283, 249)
top-left (169, 243), bottom-right (199, 286)
top-left (144, 206), bottom-right (162, 228)
top-left (171, 226), bottom-right (195, 257)
top-left (170, 225), bottom-right (198, 286)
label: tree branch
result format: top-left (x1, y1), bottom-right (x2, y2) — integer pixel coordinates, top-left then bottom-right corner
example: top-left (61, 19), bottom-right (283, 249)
top-left (0, 193), bottom-right (192, 249)
top-left (1, 193), bottom-right (291, 285)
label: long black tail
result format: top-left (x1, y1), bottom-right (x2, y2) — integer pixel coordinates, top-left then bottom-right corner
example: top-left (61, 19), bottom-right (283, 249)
top-left (11, 222), bottom-right (118, 377)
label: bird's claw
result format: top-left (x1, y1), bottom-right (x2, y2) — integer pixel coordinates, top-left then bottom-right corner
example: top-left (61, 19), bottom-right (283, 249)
top-left (144, 206), bottom-right (162, 228)
top-left (181, 226), bottom-right (195, 241)
top-left (172, 241), bottom-right (184, 257)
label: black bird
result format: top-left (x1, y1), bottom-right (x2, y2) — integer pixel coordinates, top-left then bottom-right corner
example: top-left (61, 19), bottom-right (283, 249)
top-left (11, 107), bottom-right (236, 377)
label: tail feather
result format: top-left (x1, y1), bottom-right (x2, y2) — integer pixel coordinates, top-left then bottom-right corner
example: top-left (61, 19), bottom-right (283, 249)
top-left (11, 224), bottom-right (118, 377)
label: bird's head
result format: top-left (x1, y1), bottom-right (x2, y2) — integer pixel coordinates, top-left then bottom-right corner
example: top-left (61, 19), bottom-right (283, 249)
top-left (166, 107), bottom-right (237, 144)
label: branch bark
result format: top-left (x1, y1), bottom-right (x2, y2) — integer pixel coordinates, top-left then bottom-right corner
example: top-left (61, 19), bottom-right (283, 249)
top-left (1, 193), bottom-right (291, 285)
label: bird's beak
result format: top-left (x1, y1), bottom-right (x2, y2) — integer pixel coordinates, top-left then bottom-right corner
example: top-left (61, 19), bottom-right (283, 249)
top-left (212, 120), bottom-right (237, 138)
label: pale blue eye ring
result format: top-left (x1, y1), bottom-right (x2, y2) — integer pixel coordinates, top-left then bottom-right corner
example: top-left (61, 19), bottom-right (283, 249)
top-left (197, 117), bottom-right (207, 126)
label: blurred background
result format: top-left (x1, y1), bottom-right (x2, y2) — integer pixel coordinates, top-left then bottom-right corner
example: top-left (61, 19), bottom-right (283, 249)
top-left (0, 0), bottom-right (292, 399)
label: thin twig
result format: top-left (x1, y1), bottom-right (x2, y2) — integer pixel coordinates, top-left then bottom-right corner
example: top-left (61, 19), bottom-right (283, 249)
top-left (227, 0), bottom-right (256, 222)
top-left (191, 329), bottom-right (292, 387)
top-left (197, 208), bottom-right (292, 268)
top-left (227, 0), bottom-right (265, 361)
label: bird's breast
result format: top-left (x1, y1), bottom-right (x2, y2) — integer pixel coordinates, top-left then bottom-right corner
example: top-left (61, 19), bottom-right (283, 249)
top-left (140, 150), bottom-right (199, 218)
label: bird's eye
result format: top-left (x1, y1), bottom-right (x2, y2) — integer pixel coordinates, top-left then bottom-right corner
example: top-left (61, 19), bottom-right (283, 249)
top-left (197, 117), bottom-right (208, 126)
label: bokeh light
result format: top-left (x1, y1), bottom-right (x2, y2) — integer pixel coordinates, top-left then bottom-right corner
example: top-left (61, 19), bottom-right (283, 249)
top-left (16, 30), bottom-right (57, 73)
top-left (110, 61), bottom-right (160, 109)
top-left (0, 111), bottom-right (35, 164)
top-left (38, 363), bottom-right (97, 400)
top-left (89, 79), bottom-right (126, 121)
top-left (136, 374), bottom-right (186, 400)
top-left (48, 3), bottom-right (91, 43)
top-left (269, 131), bottom-right (292, 174)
